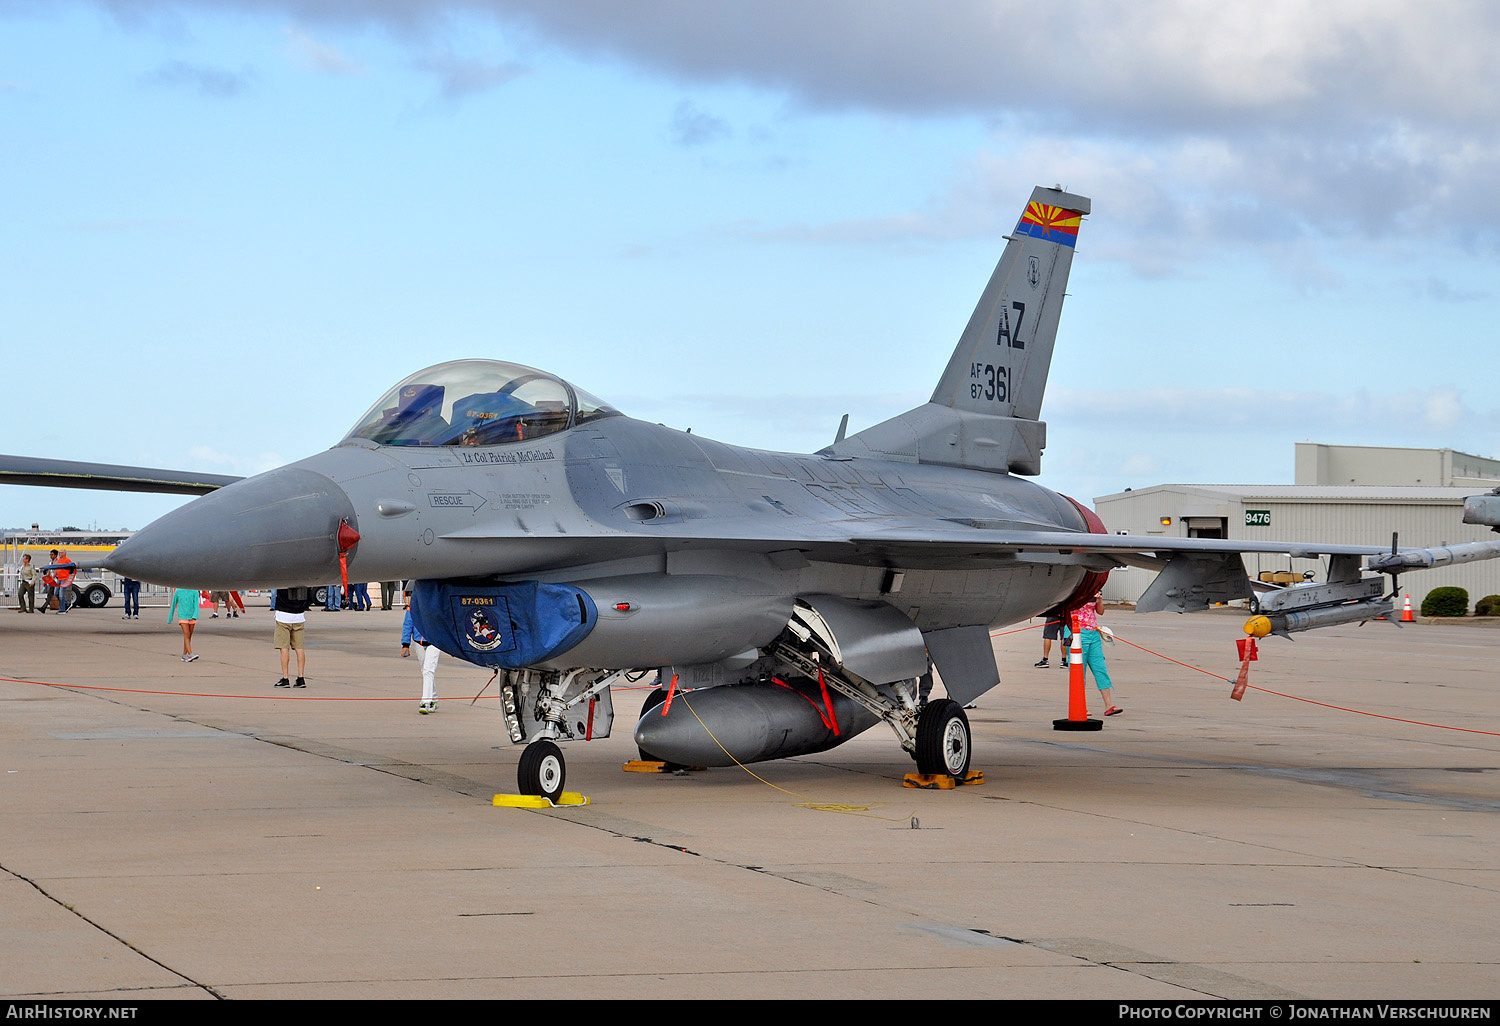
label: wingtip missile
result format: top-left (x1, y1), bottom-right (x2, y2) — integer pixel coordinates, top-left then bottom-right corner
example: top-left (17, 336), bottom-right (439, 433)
top-left (1365, 538), bottom-right (1500, 573)
top-left (1463, 489), bottom-right (1500, 532)
top-left (1244, 615), bottom-right (1273, 638)
top-left (1243, 598), bottom-right (1394, 638)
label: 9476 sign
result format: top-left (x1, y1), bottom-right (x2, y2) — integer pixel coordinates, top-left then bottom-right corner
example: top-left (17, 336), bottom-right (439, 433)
top-left (1245, 509), bottom-right (1271, 527)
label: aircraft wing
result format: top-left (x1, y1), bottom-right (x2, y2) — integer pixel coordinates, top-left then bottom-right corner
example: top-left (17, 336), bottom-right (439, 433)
top-left (447, 515), bottom-right (1500, 628)
top-left (844, 524), bottom-right (1392, 565)
top-left (0, 454), bottom-right (242, 495)
top-left (844, 522), bottom-right (1500, 624)
top-left (444, 514), bottom-right (1500, 582)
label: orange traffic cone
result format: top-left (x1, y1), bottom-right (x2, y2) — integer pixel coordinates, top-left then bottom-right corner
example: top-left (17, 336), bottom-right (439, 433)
top-left (1053, 611), bottom-right (1103, 732)
top-left (1401, 594), bottom-right (1415, 622)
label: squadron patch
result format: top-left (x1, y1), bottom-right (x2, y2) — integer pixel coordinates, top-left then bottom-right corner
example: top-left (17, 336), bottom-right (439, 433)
top-left (451, 596), bottom-right (513, 653)
top-left (465, 606), bottom-right (505, 651)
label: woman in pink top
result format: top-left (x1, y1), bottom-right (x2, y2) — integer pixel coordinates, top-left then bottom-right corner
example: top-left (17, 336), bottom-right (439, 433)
top-left (1070, 594), bottom-right (1122, 716)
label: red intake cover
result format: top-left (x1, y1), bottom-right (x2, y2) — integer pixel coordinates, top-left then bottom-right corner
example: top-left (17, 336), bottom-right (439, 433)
top-left (1058, 494), bottom-right (1110, 612)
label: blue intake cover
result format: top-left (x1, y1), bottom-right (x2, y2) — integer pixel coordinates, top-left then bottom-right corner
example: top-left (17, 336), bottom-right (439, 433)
top-left (410, 579), bottom-right (596, 669)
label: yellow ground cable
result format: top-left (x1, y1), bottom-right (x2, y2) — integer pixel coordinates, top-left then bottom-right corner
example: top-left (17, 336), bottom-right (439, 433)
top-left (674, 691), bottom-right (915, 820)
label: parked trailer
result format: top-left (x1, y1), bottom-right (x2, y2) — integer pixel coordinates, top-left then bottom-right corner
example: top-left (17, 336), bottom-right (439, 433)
top-left (2, 530), bottom-right (142, 609)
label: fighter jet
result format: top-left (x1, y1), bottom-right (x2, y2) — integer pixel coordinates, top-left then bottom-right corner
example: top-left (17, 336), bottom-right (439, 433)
top-left (9, 186), bottom-right (1500, 801)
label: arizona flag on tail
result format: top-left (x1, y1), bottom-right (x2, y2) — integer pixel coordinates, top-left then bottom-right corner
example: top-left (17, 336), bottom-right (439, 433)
top-left (1015, 202), bottom-right (1083, 247)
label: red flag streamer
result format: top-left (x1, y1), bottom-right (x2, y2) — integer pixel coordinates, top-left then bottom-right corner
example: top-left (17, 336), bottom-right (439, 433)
top-left (1231, 637), bottom-right (1257, 701)
top-left (336, 519), bottom-right (361, 591)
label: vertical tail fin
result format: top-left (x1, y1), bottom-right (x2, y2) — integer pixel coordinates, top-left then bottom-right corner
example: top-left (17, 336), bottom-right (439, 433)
top-left (829, 186), bottom-right (1090, 475)
top-left (932, 186), bottom-right (1089, 421)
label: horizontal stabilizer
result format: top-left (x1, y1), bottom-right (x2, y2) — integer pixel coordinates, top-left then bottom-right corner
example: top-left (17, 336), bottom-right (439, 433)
top-left (1136, 553), bottom-right (1254, 613)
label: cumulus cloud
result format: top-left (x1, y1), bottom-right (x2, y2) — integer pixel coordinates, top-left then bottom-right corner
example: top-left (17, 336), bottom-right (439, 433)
top-left (139, 59), bottom-right (254, 96)
top-left (81, 2), bottom-right (1500, 122)
top-left (669, 100), bottom-right (731, 146)
top-left (48, 1), bottom-right (1500, 256)
top-left (1041, 384), bottom-right (1500, 498)
top-left (283, 25), bottom-right (361, 75)
top-left (1422, 277), bottom-right (1491, 303)
top-left (1047, 384), bottom-right (1500, 444)
top-left (412, 50), bottom-right (525, 100)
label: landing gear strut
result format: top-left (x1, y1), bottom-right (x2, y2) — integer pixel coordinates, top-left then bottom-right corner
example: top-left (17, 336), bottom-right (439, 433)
top-left (499, 667), bottom-right (626, 800)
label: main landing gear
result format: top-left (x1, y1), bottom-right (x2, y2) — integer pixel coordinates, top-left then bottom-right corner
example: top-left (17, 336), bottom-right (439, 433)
top-left (771, 631), bottom-right (974, 782)
top-left (914, 698), bottom-right (972, 778)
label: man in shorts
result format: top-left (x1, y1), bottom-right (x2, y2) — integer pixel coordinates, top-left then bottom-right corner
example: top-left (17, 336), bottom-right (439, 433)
top-left (1035, 605), bottom-right (1067, 667)
top-left (273, 586), bottom-right (313, 688)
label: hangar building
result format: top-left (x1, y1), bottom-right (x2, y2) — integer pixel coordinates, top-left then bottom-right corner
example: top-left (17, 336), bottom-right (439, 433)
top-left (1094, 444), bottom-right (1500, 612)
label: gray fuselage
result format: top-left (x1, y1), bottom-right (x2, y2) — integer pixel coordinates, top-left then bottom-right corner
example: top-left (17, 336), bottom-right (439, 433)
top-left (107, 413), bottom-right (1095, 672)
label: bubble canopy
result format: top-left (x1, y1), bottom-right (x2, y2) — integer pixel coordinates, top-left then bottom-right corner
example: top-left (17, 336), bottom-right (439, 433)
top-left (343, 360), bottom-right (620, 447)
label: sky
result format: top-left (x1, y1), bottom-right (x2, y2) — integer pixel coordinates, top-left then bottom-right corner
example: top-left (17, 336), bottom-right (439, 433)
top-left (4, 0), bottom-right (1500, 532)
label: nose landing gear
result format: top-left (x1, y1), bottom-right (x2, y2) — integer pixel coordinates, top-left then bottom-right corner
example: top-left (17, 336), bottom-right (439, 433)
top-left (517, 739), bottom-right (566, 802)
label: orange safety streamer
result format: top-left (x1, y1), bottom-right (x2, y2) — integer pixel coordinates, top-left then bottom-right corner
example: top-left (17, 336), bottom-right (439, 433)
top-left (816, 666), bottom-right (842, 737)
top-left (769, 676), bottom-right (839, 732)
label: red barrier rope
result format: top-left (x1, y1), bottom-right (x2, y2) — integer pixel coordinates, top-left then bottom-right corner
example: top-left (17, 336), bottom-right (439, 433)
top-left (1106, 636), bottom-right (1500, 738)
top-left (0, 675), bottom-right (417, 701)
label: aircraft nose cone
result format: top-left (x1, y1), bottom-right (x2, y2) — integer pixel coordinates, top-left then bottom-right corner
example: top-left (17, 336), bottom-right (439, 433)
top-left (106, 466), bottom-right (358, 589)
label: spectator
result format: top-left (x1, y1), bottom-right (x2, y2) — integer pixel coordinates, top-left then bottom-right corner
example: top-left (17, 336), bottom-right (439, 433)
top-left (53, 549), bottom-right (76, 614)
top-left (121, 575), bottom-right (141, 619)
top-left (274, 586), bottom-right (313, 687)
top-left (401, 591), bottom-right (439, 714)
top-left (16, 554), bottom-right (37, 613)
top-left (1034, 605), bottom-right (1067, 668)
top-left (168, 587), bottom-right (200, 662)
top-left (1069, 593), bottom-right (1122, 717)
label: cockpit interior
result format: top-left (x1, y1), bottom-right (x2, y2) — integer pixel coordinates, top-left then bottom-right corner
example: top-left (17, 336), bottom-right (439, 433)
top-left (344, 360), bottom-right (620, 447)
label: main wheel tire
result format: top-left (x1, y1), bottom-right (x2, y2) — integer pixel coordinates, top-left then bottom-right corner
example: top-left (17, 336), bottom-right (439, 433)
top-left (518, 739), bottom-right (566, 801)
top-left (914, 699), bottom-right (972, 778)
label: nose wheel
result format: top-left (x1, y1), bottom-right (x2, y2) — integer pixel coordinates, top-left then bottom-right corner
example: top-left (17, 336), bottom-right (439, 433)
top-left (518, 739), bottom-right (566, 802)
